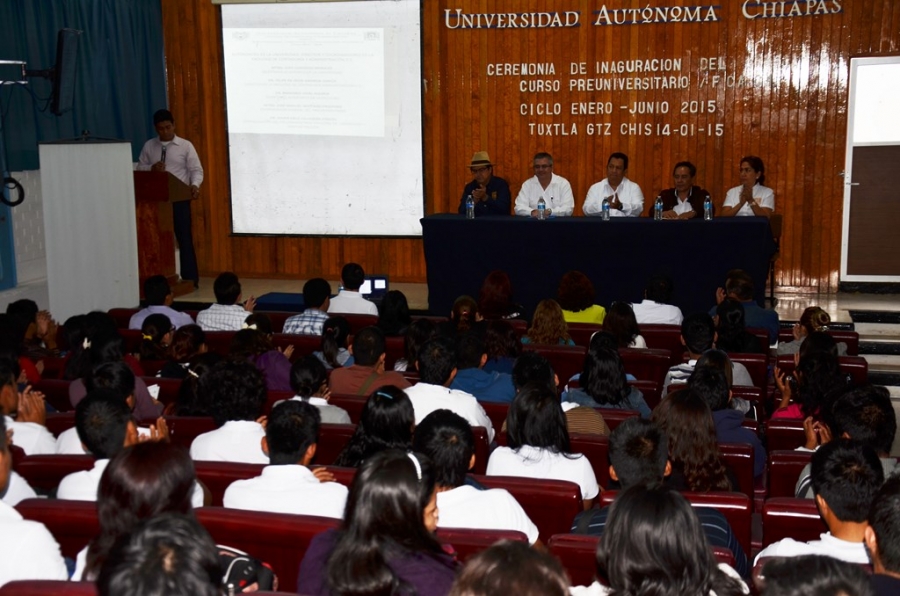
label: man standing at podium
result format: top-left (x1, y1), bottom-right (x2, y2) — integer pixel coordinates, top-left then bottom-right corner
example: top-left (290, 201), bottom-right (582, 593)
top-left (137, 109), bottom-right (203, 288)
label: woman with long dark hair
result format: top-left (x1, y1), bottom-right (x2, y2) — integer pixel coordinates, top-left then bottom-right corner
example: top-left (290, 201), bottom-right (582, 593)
top-left (288, 355), bottom-right (351, 424)
top-left (333, 386), bottom-right (415, 467)
top-left (771, 347), bottom-right (849, 421)
top-left (229, 319), bottom-right (294, 392)
top-left (394, 318), bottom-right (438, 373)
top-left (297, 449), bottom-right (458, 596)
top-left (478, 270), bottom-right (523, 320)
top-left (159, 324), bottom-right (207, 380)
top-left (601, 302), bottom-right (645, 349)
top-left (487, 383), bottom-right (598, 506)
top-left (137, 313), bottom-right (173, 362)
top-left (482, 320), bottom-right (522, 375)
top-left (714, 298), bottom-right (763, 354)
top-left (377, 290), bottom-right (413, 337)
top-left (571, 485), bottom-right (746, 595)
top-left (315, 316), bottom-right (353, 370)
top-left (564, 338), bottom-right (650, 419)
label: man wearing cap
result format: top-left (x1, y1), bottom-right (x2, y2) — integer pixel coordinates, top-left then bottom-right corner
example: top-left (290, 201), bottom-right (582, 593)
top-left (457, 151), bottom-right (511, 216)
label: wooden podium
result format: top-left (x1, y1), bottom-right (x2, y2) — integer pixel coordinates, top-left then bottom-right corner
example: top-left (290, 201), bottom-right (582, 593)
top-left (133, 171), bottom-right (195, 297)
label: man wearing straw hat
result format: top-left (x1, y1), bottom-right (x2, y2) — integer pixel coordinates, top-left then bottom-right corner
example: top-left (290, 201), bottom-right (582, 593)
top-left (457, 151), bottom-right (512, 216)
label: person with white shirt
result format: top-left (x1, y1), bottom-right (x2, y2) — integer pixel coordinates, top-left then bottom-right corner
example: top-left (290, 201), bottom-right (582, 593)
top-left (128, 275), bottom-right (195, 330)
top-left (487, 383), bottom-right (598, 506)
top-left (287, 355), bottom-right (351, 424)
top-left (403, 337), bottom-right (494, 442)
top-left (721, 155), bottom-right (774, 218)
top-left (583, 152), bottom-right (645, 218)
top-left (755, 439), bottom-right (884, 565)
top-left (631, 274), bottom-right (684, 325)
top-left (0, 361), bottom-right (56, 455)
top-left (328, 262), bottom-right (379, 316)
top-left (413, 409), bottom-right (539, 544)
top-left (196, 272), bottom-right (257, 331)
top-left (0, 415), bottom-right (68, 587)
top-left (137, 109), bottom-right (204, 286)
top-left (190, 360), bottom-right (269, 463)
top-left (513, 152), bottom-right (575, 218)
top-left (224, 400), bottom-right (347, 517)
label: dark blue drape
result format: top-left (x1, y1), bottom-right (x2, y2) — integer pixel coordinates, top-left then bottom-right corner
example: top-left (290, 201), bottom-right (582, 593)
top-left (0, 0), bottom-right (167, 170)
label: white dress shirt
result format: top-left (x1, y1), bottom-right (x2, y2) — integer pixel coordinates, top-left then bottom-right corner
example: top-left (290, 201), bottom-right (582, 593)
top-left (583, 177), bottom-right (645, 217)
top-left (190, 420), bottom-right (268, 464)
top-left (327, 291), bottom-right (379, 316)
top-left (630, 299), bottom-right (684, 325)
top-left (754, 532), bottom-right (869, 565)
top-left (0, 500), bottom-right (69, 587)
top-left (4, 416), bottom-right (56, 456)
top-left (1, 471), bottom-right (38, 506)
top-left (513, 174), bottom-right (575, 216)
top-left (137, 134), bottom-right (204, 188)
top-left (436, 485), bottom-right (539, 544)
top-left (129, 305), bottom-right (195, 330)
top-left (570, 563), bottom-right (747, 595)
top-left (486, 444), bottom-right (599, 500)
top-left (404, 382), bottom-right (494, 441)
top-left (722, 183), bottom-right (775, 216)
top-left (196, 303), bottom-right (250, 331)
top-left (57, 459), bottom-right (204, 506)
top-left (223, 464), bottom-right (348, 518)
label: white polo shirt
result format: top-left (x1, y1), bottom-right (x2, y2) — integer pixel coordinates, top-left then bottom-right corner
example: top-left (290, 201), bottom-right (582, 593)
top-left (58, 459), bottom-right (204, 506)
top-left (4, 417), bottom-right (56, 456)
top-left (486, 444), bottom-right (599, 500)
top-left (223, 464), bottom-right (347, 518)
top-left (436, 485), bottom-right (539, 544)
top-left (0, 500), bottom-right (69, 587)
top-left (190, 420), bottom-right (268, 464)
top-left (404, 382), bottom-right (494, 442)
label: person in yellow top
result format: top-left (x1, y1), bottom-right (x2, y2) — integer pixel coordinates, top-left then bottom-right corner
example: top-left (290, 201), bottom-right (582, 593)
top-left (557, 271), bottom-right (606, 324)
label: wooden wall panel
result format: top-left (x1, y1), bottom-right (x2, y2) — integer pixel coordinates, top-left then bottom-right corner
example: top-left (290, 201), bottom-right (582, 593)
top-left (161, 0), bottom-right (899, 293)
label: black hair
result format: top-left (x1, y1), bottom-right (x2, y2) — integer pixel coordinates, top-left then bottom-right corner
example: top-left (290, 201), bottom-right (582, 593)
top-left (290, 355), bottom-right (328, 399)
top-left (152, 109), bottom-right (174, 125)
top-left (795, 351), bottom-right (847, 419)
top-left (645, 274), bottom-right (674, 304)
top-left (456, 333), bottom-right (485, 370)
top-left (417, 336), bottom-right (457, 385)
top-left (212, 271), bottom-right (241, 305)
top-left (97, 513), bottom-right (221, 596)
top-left (242, 312), bottom-right (273, 335)
top-left (828, 385), bottom-right (897, 455)
top-left (320, 316), bottom-right (350, 369)
top-left (352, 326), bottom-right (386, 368)
top-left (402, 318), bottom-right (438, 373)
top-left (799, 330), bottom-right (839, 360)
top-left (266, 400), bottom-right (321, 466)
top-left (686, 366), bottom-right (730, 412)
top-left (596, 485), bottom-right (745, 596)
top-left (377, 290), bottom-right (412, 337)
top-left (694, 349), bottom-right (734, 388)
top-left (142, 275), bottom-right (171, 306)
top-left (5, 299), bottom-right (38, 326)
top-left (507, 383), bottom-right (572, 455)
top-left (413, 409), bottom-right (474, 488)
top-left (64, 313), bottom-right (123, 380)
top-left (760, 554), bottom-right (874, 596)
top-left (198, 360), bottom-right (267, 427)
top-left (724, 272), bottom-right (754, 301)
top-left (303, 278), bottom-right (331, 309)
top-left (740, 155), bottom-right (766, 186)
top-left (326, 449), bottom-right (452, 594)
top-left (75, 390), bottom-right (134, 459)
top-left (673, 161), bottom-right (697, 177)
top-left (608, 418), bottom-right (668, 489)
top-left (168, 325), bottom-right (206, 364)
top-left (681, 313), bottom-right (715, 354)
top-left (86, 362), bottom-right (136, 404)
top-left (868, 474), bottom-right (900, 574)
top-left (228, 328), bottom-right (273, 360)
top-left (608, 152), bottom-right (629, 170)
top-left (811, 439), bottom-right (884, 523)
top-left (580, 344), bottom-right (631, 407)
top-left (139, 313), bottom-right (172, 361)
top-left (0, 313), bottom-right (27, 362)
top-left (602, 302), bottom-right (641, 348)
top-left (334, 386), bottom-right (415, 468)
top-left (484, 320), bottom-right (521, 362)
top-left (175, 352), bottom-right (222, 417)
top-left (714, 298), bottom-right (755, 354)
top-left (511, 351), bottom-right (555, 392)
top-left (448, 540), bottom-right (569, 596)
top-left (341, 262), bottom-right (366, 291)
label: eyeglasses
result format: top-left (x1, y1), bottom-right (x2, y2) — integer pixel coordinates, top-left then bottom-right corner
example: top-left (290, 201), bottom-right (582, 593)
top-left (470, 166), bottom-right (490, 174)
top-left (533, 164), bottom-right (552, 170)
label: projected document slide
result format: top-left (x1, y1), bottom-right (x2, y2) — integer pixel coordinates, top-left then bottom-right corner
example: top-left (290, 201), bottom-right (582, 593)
top-left (221, 1), bottom-right (423, 237)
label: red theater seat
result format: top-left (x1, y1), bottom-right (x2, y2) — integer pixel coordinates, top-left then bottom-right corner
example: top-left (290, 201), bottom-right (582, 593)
top-left (16, 499), bottom-right (99, 559)
top-left (270, 333), bottom-right (321, 361)
top-left (16, 455), bottom-right (94, 493)
top-left (777, 329), bottom-right (860, 355)
top-left (384, 335), bottom-right (405, 369)
top-left (339, 313), bottom-right (379, 333)
top-left (327, 393), bottom-right (369, 423)
top-left (774, 355), bottom-right (868, 385)
top-left (630, 379), bottom-right (661, 410)
top-left (761, 497), bottom-right (826, 548)
top-left (0, 581), bottom-right (98, 595)
top-left (141, 376), bottom-right (182, 406)
top-left (479, 400), bottom-right (509, 433)
top-left (108, 307), bottom-right (138, 328)
top-left (747, 327), bottom-right (771, 354)
top-left (523, 344), bottom-right (587, 388)
top-left (313, 423), bottom-right (357, 465)
top-left (164, 416), bottom-right (218, 449)
top-left (436, 527), bottom-right (528, 561)
top-left (596, 409), bottom-right (639, 430)
top-left (567, 323), bottom-right (602, 347)
top-left (34, 378), bottom-right (73, 413)
top-left (193, 461), bottom-right (356, 506)
top-left (472, 475), bottom-right (582, 543)
top-left (44, 412), bottom-right (75, 437)
top-left (569, 433), bottom-right (609, 490)
top-left (203, 331), bottom-right (237, 356)
top-left (638, 324), bottom-right (683, 364)
top-left (727, 353), bottom-right (769, 389)
top-left (764, 418), bottom-right (806, 452)
top-left (767, 450), bottom-right (813, 498)
top-left (619, 348), bottom-right (671, 386)
top-left (719, 442), bottom-right (755, 501)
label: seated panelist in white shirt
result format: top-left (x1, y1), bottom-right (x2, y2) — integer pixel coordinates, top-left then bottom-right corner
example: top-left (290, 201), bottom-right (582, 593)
top-left (513, 152), bottom-right (575, 218)
top-left (223, 400), bottom-right (348, 518)
top-left (721, 155), bottom-right (774, 218)
top-left (583, 152), bottom-right (645, 218)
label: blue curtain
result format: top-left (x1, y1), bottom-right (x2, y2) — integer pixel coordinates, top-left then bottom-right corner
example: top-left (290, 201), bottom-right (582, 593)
top-left (0, 0), bottom-right (167, 170)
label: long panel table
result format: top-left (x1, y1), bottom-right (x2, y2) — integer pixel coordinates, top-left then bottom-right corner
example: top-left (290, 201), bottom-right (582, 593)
top-left (421, 214), bottom-right (776, 319)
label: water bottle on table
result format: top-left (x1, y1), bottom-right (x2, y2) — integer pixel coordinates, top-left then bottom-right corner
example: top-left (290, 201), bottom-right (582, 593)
top-left (466, 194), bottom-right (475, 219)
top-left (537, 197), bottom-right (546, 220)
top-left (654, 196), bottom-right (663, 220)
top-left (601, 198), bottom-right (610, 221)
top-left (704, 195), bottom-right (713, 220)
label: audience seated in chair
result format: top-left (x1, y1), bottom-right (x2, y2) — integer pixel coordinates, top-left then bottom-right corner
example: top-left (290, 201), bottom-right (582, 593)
top-left (602, 302), bottom-right (646, 349)
top-left (394, 318), bottom-right (438, 373)
top-left (557, 271), bottom-right (605, 326)
top-left (377, 290), bottom-right (413, 337)
top-left (777, 306), bottom-right (848, 357)
top-left (196, 272), bottom-right (255, 332)
top-left (450, 333), bottom-right (516, 404)
top-left (570, 417), bottom-right (749, 578)
top-left (283, 277), bottom-right (332, 336)
top-left (772, 342), bottom-right (850, 422)
top-left (413, 409), bottom-right (539, 544)
top-left (129, 274), bottom-right (195, 331)
top-left (714, 298), bottom-right (765, 355)
top-left (523, 299), bottom-right (575, 345)
top-left (230, 320), bottom-right (293, 392)
top-left (481, 320), bottom-right (522, 376)
top-left (333, 386), bottom-right (414, 468)
top-left (755, 439), bottom-right (884, 564)
top-left (709, 269), bottom-right (779, 345)
top-left (760, 554), bottom-right (873, 596)
top-left (327, 262), bottom-right (378, 317)
top-left (630, 274), bottom-right (683, 326)
top-left (865, 474), bottom-right (900, 595)
top-left (286, 355), bottom-right (351, 424)
top-left (562, 338), bottom-right (650, 419)
top-left (56, 362), bottom-right (136, 455)
top-left (223, 400), bottom-right (347, 518)
top-left (0, 359), bottom-right (56, 455)
top-left (449, 540), bottom-right (569, 596)
top-left (136, 313), bottom-right (173, 362)
top-left (329, 327), bottom-right (410, 396)
top-left (158, 324), bottom-right (207, 380)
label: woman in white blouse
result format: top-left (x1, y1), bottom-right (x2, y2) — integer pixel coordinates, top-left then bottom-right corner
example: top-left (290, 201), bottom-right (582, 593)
top-left (721, 156), bottom-right (774, 217)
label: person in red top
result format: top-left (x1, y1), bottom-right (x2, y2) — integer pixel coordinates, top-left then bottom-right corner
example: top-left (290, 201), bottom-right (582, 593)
top-left (329, 327), bottom-right (410, 396)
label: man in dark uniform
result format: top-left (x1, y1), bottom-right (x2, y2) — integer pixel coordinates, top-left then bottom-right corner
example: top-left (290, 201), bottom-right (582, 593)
top-left (458, 151), bottom-right (511, 216)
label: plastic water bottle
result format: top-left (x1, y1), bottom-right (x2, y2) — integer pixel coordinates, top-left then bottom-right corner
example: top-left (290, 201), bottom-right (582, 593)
top-left (601, 198), bottom-right (610, 221)
top-left (654, 196), bottom-right (663, 220)
top-left (466, 194), bottom-right (475, 219)
top-left (704, 195), bottom-right (713, 220)
top-left (537, 197), bottom-right (546, 220)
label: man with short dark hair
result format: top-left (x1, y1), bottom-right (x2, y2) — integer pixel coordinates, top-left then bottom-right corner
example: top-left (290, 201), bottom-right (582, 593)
top-left (631, 274), bottom-right (683, 325)
top-left (196, 272), bottom-right (256, 331)
top-left (283, 278), bottom-right (332, 335)
top-left (654, 161), bottom-right (713, 220)
top-left (513, 152), bottom-right (575, 218)
top-left (865, 474), bottom-right (900, 595)
top-left (458, 151), bottom-right (511, 216)
top-left (129, 275), bottom-right (194, 330)
top-left (413, 409), bottom-right (538, 543)
top-left (756, 439), bottom-right (884, 564)
top-left (223, 400), bottom-right (347, 517)
top-left (449, 334), bottom-right (515, 403)
top-left (0, 415), bottom-right (68, 586)
top-left (796, 385), bottom-right (898, 498)
top-left (328, 263), bottom-right (378, 316)
top-left (0, 360), bottom-right (55, 455)
top-left (570, 417), bottom-right (749, 577)
top-left (584, 152), bottom-right (644, 217)
top-left (56, 362), bottom-right (136, 455)
top-left (710, 269), bottom-right (779, 344)
top-left (404, 337), bottom-right (494, 440)
top-left (328, 327), bottom-right (410, 395)
top-left (137, 109), bottom-right (204, 287)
